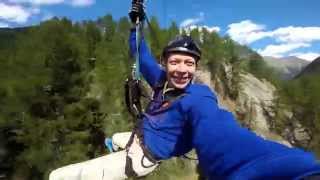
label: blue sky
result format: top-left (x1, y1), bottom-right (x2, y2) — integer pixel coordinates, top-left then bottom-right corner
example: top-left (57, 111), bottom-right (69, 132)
top-left (1, 0), bottom-right (320, 61)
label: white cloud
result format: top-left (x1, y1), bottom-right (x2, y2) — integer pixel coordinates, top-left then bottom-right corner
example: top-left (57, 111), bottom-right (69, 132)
top-left (290, 52), bottom-right (320, 61)
top-left (0, 22), bottom-right (9, 28)
top-left (9, 0), bottom-right (95, 6)
top-left (41, 13), bottom-right (54, 21)
top-left (180, 12), bottom-right (205, 28)
top-left (9, 0), bottom-right (64, 5)
top-left (271, 26), bottom-right (320, 43)
top-left (227, 20), bottom-right (320, 46)
top-left (227, 20), bottom-right (320, 59)
top-left (0, 3), bottom-right (32, 23)
top-left (180, 25), bottom-right (220, 42)
top-left (0, 0), bottom-right (94, 25)
top-left (70, 0), bottom-right (95, 7)
top-left (227, 20), bottom-right (272, 45)
top-left (256, 43), bottom-right (310, 57)
top-left (179, 12), bottom-right (220, 39)
top-left (184, 25), bottom-right (220, 33)
top-left (180, 18), bottom-right (200, 28)
top-left (31, 7), bottom-right (41, 14)
top-left (201, 25), bottom-right (220, 33)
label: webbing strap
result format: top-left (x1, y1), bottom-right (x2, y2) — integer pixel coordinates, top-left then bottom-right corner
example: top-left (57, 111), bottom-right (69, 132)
top-left (125, 155), bottom-right (138, 177)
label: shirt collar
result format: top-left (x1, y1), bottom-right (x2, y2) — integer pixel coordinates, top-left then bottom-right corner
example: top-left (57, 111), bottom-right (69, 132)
top-left (162, 81), bottom-right (176, 96)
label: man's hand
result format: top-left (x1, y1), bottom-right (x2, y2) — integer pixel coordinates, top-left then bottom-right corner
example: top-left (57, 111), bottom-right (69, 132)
top-left (129, 0), bottom-right (145, 23)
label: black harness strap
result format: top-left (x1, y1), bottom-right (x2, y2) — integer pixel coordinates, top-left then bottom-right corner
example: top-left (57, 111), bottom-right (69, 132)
top-left (125, 77), bottom-right (143, 119)
top-left (125, 155), bottom-right (138, 177)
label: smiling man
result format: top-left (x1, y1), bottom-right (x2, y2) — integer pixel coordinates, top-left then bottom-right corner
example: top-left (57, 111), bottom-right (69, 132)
top-left (49, 1), bottom-right (320, 179)
top-left (128, 26), bottom-right (320, 180)
top-left (49, 26), bottom-right (320, 180)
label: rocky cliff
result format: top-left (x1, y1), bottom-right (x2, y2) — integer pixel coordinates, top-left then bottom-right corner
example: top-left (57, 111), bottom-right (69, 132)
top-left (195, 64), bottom-right (291, 146)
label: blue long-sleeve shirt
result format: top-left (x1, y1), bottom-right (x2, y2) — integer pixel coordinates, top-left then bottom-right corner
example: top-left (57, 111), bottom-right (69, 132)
top-left (129, 29), bottom-right (320, 179)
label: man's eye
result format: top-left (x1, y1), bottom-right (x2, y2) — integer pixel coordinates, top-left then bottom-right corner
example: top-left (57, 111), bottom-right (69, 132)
top-left (169, 61), bottom-right (178, 65)
top-left (186, 61), bottom-right (195, 66)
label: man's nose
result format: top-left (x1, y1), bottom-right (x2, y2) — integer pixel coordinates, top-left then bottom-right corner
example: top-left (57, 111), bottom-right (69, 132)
top-left (176, 63), bottom-right (188, 73)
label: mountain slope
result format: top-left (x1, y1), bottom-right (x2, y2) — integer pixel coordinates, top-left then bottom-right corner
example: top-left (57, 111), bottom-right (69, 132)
top-left (263, 56), bottom-right (310, 80)
top-left (295, 56), bottom-right (320, 78)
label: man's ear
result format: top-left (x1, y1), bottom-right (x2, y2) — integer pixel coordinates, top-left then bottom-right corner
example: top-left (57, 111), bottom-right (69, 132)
top-left (160, 61), bottom-right (166, 67)
top-left (195, 59), bottom-right (200, 69)
top-left (159, 63), bottom-right (165, 69)
top-left (160, 56), bottom-right (166, 67)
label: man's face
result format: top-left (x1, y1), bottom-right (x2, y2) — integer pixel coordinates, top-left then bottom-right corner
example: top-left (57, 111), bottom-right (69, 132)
top-left (165, 53), bottom-right (196, 89)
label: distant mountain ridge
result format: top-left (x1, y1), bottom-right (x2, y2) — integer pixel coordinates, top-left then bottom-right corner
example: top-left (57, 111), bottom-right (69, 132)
top-left (0, 27), bottom-right (29, 49)
top-left (295, 56), bottom-right (320, 78)
top-left (263, 56), bottom-right (310, 80)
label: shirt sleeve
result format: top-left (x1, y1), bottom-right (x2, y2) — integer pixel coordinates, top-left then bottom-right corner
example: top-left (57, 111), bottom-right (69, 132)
top-left (186, 93), bottom-right (320, 179)
top-left (186, 94), bottom-right (272, 177)
top-left (129, 28), bottom-right (165, 88)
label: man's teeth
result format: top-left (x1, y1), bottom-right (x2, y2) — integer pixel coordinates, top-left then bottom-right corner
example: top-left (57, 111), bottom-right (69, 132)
top-left (174, 77), bottom-right (188, 83)
top-left (174, 77), bottom-right (188, 80)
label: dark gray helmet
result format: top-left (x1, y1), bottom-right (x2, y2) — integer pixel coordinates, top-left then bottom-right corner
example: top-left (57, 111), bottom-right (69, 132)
top-left (162, 35), bottom-right (201, 61)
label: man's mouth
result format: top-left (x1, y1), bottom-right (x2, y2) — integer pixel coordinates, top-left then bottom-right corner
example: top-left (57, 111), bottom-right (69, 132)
top-left (172, 76), bottom-right (189, 84)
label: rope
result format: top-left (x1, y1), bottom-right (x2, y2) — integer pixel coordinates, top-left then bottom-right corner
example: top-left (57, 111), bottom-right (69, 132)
top-left (134, 19), bottom-right (142, 80)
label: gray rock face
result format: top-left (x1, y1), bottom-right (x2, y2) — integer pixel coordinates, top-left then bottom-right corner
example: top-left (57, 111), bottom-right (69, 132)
top-left (196, 64), bottom-right (291, 146)
top-left (235, 73), bottom-right (291, 146)
top-left (236, 73), bottom-right (275, 132)
top-left (280, 112), bottom-right (311, 147)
